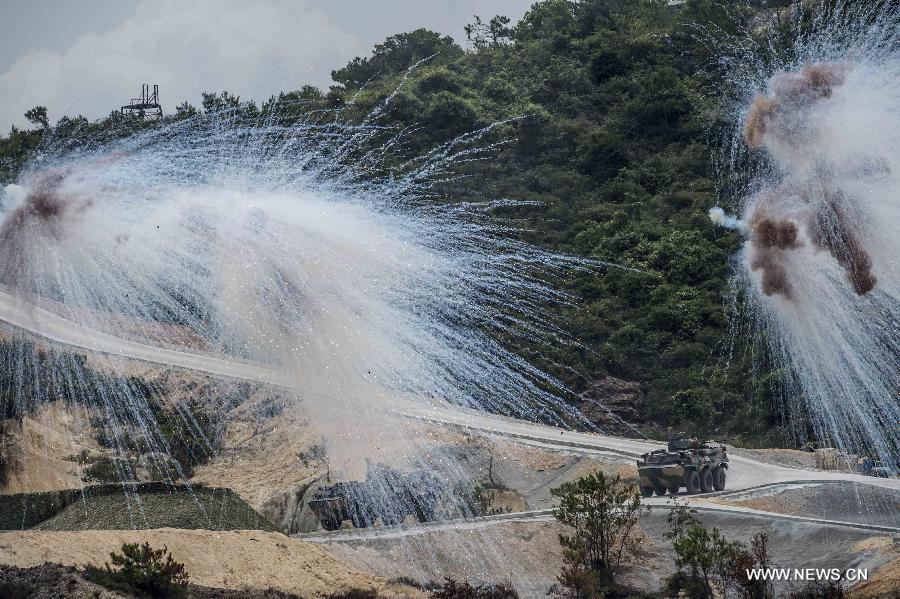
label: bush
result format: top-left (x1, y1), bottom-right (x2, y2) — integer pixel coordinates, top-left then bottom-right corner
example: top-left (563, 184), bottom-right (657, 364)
top-left (551, 472), bottom-right (647, 592)
top-left (326, 590), bottom-right (381, 599)
top-left (82, 456), bottom-right (131, 482)
top-left (84, 542), bottom-right (188, 598)
top-left (664, 513), bottom-right (776, 599)
top-left (785, 580), bottom-right (847, 599)
top-left (430, 578), bottom-right (518, 599)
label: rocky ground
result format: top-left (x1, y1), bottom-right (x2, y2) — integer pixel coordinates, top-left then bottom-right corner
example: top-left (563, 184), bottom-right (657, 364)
top-left (0, 401), bottom-right (98, 494)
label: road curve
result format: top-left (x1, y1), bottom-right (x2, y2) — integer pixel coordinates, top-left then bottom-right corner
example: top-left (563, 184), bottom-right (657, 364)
top-left (0, 285), bottom-right (897, 497)
top-left (294, 500), bottom-right (900, 544)
top-left (0, 286), bottom-right (292, 386)
top-left (404, 402), bottom-right (900, 493)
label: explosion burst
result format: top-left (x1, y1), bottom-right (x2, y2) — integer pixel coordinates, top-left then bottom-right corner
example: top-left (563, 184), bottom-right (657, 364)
top-left (711, 2), bottom-right (900, 471)
top-left (0, 95), bottom-right (593, 505)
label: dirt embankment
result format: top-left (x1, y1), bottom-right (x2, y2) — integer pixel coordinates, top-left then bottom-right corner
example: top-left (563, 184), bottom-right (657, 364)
top-left (847, 536), bottom-right (899, 599)
top-left (0, 401), bottom-right (98, 494)
top-left (709, 482), bottom-right (900, 529)
top-left (0, 528), bottom-right (420, 597)
top-left (190, 402), bottom-right (324, 510)
top-left (730, 447), bottom-right (818, 470)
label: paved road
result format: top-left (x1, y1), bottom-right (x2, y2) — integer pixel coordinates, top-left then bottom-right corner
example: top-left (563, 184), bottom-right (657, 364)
top-left (0, 285), bottom-right (897, 498)
top-left (0, 286), bottom-right (292, 386)
top-left (404, 402), bottom-right (900, 493)
top-left (295, 497), bottom-right (900, 544)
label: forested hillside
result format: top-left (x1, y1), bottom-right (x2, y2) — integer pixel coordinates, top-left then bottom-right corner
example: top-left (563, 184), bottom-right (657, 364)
top-left (0, 0), bottom-right (797, 445)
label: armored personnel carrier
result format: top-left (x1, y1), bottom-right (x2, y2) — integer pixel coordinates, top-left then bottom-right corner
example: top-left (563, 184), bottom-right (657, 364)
top-left (308, 463), bottom-right (447, 530)
top-left (637, 438), bottom-right (728, 497)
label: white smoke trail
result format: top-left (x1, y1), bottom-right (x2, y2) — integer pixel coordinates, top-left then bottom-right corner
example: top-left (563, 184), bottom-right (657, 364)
top-left (0, 95), bottom-right (602, 494)
top-left (708, 206), bottom-right (743, 230)
top-left (717, 2), bottom-right (900, 472)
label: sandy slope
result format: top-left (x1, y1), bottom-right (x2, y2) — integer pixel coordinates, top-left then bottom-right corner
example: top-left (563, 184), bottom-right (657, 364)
top-left (0, 528), bottom-right (421, 597)
top-left (190, 403), bottom-right (323, 510)
top-left (0, 401), bottom-right (97, 493)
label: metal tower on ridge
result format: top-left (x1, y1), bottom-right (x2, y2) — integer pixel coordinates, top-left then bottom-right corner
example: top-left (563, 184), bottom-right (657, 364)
top-left (121, 84), bottom-right (162, 119)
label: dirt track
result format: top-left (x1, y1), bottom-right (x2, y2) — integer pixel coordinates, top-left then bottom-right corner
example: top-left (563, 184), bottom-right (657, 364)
top-left (310, 508), bottom-right (898, 597)
top-left (2, 283), bottom-right (896, 504)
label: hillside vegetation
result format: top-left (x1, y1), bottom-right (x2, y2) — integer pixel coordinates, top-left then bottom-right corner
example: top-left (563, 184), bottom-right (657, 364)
top-left (0, 0), bottom-right (799, 445)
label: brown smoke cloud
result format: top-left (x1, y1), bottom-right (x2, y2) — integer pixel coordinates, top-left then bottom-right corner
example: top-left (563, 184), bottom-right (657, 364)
top-left (0, 169), bottom-right (84, 288)
top-left (745, 62), bottom-right (850, 149)
top-left (0, 170), bottom-right (76, 242)
top-left (747, 194), bottom-right (876, 299)
top-left (810, 194), bottom-right (877, 295)
top-left (742, 62), bottom-right (877, 299)
top-left (748, 208), bottom-right (803, 298)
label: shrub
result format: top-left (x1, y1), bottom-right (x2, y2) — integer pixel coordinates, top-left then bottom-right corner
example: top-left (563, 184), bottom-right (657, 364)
top-left (430, 578), bottom-right (518, 599)
top-left (664, 519), bottom-right (776, 599)
top-left (82, 456), bottom-right (131, 482)
top-left (84, 542), bottom-right (188, 598)
top-left (785, 580), bottom-right (847, 598)
top-left (551, 472), bottom-right (647, 590)
top-left (326, 590), bottom-right (381, 599)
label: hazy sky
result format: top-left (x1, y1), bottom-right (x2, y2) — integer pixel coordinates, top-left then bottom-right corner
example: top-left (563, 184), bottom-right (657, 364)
top-left (0, 0), bottom-right (534, 131)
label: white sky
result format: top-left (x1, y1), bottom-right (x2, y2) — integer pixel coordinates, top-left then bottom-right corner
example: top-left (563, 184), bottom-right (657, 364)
top-left (0, 0), bottom-right (534, 131)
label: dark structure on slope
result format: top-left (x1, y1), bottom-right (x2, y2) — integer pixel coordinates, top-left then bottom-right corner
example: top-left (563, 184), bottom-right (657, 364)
top-left (121, 84), bottom-right (163, 119)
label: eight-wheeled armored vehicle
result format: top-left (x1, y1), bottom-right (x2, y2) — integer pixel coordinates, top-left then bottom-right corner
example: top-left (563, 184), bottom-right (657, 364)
top-left (637, 438), bottom-right (728, 497)
top-left (308, 463), bottom-right (448, 530)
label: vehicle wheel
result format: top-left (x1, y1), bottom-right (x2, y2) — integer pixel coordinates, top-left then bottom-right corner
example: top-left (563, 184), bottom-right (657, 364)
top-left (320, 517), bottom-right (342, 531)
top-left (700, 468), bottom-right (714, 493)
top-left (653, 484), bottom-right (668, 496)
top-left (640, 486), bottom-right (654, 498)
top-left (685, 470), bottom-right (701, 494)
top-left (713, 467), bottom-right (726, 491)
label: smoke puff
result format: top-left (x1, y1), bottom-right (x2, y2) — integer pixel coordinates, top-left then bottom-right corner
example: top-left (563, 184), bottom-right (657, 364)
top-left (752, 215), bottom-right (801, 250)
top-left (747, 209), bottom-right (803, 298)
top-left (810, 196), bottom-right (877, 295)
top-left (708, 207), bottom-right (743, 230)
top-left (740, 62), bottom-right (878, 299)
top-left (744, 62), bottom-right (849, 149)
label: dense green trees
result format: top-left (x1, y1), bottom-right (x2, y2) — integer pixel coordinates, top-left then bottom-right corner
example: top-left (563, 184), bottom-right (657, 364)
top-left (0, 0), bottom-right (795, 445)
top-left (319, 0), bottom-right (783, 443)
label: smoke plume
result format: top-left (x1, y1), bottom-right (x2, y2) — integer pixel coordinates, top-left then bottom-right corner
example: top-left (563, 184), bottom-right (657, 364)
top-left (720, 0), bottom-right (900, 475)
top-left (744, 62), bottom-right (849, 149)
top-left (723, 61), bottom-right (881, 299)
top-left (708, 207), bottom-right (743, 230)
top-left (746, 208), bottom-right (803, 298)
